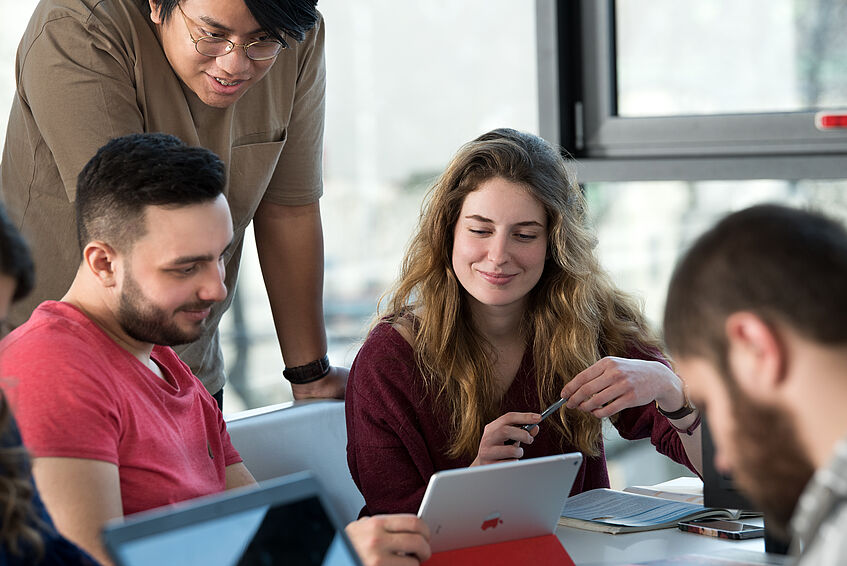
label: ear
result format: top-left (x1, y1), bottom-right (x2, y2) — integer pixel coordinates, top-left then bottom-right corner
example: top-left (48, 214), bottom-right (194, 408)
top-left (149, 0), bottom-right (163, 25)
top-left (725, 312), bottom-right (786, 399)
top-left (82, 241), bottom-right (120, 288)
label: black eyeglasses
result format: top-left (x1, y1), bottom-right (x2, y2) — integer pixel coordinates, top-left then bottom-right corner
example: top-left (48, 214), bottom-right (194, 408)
top-left (177, 3), bottom-right (285, 61)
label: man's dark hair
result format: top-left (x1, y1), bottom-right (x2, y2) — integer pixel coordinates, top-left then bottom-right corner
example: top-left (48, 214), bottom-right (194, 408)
top-left (151, 0), bottom-right (319, 44)
top-left (664, 204), bottom-right (847, 374)
top-left (75, 133), bottom-right (225, 252)
top-left (0, 205), bottom-right (34, 301)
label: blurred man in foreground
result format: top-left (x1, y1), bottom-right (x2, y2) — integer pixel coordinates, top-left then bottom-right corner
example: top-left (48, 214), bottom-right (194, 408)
top-left (664, 204), bottom-right (846, 564)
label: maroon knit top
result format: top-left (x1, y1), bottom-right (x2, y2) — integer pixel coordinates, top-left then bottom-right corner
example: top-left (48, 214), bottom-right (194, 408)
top-left (346, 322), bottom-right (694, 516)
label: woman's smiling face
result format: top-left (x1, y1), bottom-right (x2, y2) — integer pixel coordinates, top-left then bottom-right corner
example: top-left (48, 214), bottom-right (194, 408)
top-left (451, 177), bottom-right (548, 313)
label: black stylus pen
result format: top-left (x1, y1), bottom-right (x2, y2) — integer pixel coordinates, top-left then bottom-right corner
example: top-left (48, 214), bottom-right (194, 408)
top-left (504, 397), bottom-right (568, 445)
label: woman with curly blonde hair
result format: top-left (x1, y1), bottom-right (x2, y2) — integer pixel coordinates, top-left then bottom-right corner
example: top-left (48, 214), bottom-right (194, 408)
top-left (346, 129), bottom-right (702, 515)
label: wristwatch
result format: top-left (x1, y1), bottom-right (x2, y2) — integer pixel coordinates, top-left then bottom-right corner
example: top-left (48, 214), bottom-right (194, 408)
top-left (655, 390), bottom-right (696, 420)
top-left (283, 354), bottom-right (331, 385)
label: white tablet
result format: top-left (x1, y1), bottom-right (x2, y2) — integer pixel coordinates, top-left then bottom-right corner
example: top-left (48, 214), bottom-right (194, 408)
top-left (418, 453), bottom-right (583, 552)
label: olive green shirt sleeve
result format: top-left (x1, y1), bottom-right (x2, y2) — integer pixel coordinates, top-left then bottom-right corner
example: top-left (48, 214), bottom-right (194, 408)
top-left (261, 13), bottom-right (325, 206)
top-left (18, 8), bottom-right (143, 201)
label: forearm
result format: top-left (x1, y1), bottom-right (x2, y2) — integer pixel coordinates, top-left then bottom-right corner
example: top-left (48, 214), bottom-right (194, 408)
top-left (674, 416), bottom-right (703, 475)
top-left (32, 457), bottom-right (123, 566)
top-left (225, 462), bottom-right (258, 490)
top-left (253, 200), bottom-right (327, 367)
top-left (655, 376), bottom-right (703, 474)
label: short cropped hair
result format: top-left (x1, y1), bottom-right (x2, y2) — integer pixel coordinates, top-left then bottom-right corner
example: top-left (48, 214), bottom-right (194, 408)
top-left (75, 133), bottom-right (225, 252)
top-left (151, 0), bottom-right (319, 44)
top-left (0, 206), bottom-right (34, 301)
top-left (664, 204), bottom-right (847, 372)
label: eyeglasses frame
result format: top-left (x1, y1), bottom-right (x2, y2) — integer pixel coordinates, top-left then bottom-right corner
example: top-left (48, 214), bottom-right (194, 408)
top-left (176, 3), bottom-right (285, 62)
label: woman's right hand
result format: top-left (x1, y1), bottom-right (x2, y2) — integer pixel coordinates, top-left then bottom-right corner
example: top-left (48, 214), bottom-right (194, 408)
top-left (471, 412), bottom-right (541, 467)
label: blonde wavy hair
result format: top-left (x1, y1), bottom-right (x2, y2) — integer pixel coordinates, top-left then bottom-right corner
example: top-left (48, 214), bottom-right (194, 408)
top-left (377, 128), bottom-right (662, 459)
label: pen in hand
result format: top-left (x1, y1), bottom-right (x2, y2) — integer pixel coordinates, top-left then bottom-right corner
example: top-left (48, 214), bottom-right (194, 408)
top-left (504, 397), bottom-right (568, 445)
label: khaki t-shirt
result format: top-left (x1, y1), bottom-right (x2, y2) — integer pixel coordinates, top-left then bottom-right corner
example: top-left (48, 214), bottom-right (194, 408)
top-left (0, 0), bottom-right (326, 395)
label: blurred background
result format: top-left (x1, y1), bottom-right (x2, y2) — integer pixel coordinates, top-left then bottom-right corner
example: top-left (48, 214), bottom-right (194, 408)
top-left (2, 0), bottom-right (846, 489)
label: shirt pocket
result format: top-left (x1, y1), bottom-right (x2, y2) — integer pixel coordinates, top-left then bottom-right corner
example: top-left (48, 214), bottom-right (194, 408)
top-left (227, 137), bottom-right (287, 233)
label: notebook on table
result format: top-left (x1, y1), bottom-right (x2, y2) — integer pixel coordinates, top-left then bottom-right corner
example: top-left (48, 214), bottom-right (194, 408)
top-left (102, 471), bottom-right (363, 566)
top-left (418, 453), bottom-right (583, 565)
top-left (558, 488), bottom-right (752, 534)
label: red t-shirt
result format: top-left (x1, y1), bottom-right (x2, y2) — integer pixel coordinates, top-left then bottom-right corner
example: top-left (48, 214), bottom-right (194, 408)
top-left (0, 301), bottom-right (242, 516)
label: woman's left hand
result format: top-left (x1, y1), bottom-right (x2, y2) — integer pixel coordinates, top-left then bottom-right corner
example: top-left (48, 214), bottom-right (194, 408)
top-left (559, 357), bottom-right (685, 418)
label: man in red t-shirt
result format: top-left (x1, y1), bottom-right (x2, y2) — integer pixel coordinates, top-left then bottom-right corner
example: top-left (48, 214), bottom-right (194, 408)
top-left (0, 134), bottom-right (430, 566)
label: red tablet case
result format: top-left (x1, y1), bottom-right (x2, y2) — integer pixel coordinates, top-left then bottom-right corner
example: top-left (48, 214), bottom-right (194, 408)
top-left (422, 534), bottom-right (575, 566)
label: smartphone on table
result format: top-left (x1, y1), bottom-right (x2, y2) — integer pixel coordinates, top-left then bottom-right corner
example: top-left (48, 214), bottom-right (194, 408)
top-left (678, 518), bottom-right (765, 540)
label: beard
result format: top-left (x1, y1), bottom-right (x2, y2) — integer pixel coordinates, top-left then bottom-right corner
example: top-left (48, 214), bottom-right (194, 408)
top-left (117, 269), bottom-right (213, 347)
top-left (728, 385), bottom-right (815, 540)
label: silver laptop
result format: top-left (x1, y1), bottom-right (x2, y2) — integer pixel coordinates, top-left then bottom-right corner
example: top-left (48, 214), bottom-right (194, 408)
top-left (418, 453), bottom-right (583, 552)
top-left (102, 472), bottom-right (363, 566)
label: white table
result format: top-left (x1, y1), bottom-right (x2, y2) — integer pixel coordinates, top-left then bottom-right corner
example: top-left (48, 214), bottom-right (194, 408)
top-left (555, 518), bottom-right (787, 565)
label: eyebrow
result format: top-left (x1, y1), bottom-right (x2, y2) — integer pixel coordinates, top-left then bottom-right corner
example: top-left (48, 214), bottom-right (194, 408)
top-left (166, 242), bottom-right (233, 267)
top-left (197, 14), bottom-right (266, 37)
top-left (464, 214), bottom-right (544, 228)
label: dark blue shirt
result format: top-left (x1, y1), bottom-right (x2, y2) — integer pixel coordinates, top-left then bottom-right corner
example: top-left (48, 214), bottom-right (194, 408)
top-left (0, 417), bottom-right (97, 566)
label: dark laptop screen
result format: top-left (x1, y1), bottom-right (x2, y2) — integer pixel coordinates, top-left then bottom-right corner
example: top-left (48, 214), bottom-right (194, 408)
top-left (238, 496), bottom-right (338, 565)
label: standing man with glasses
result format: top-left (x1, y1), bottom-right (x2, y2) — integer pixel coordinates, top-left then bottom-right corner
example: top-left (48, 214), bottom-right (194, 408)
top-left (0, 0), bottom-right (346, 406)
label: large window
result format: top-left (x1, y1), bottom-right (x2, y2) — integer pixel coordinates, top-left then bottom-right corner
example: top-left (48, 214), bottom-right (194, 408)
top-left (538, 0), bottom-right (847, 181)
top-left (615, 1), bottom-right (847, 118)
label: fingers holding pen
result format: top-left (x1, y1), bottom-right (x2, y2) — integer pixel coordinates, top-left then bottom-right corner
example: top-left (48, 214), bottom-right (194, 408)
top-left (472, 412), bottom-right (540, 466)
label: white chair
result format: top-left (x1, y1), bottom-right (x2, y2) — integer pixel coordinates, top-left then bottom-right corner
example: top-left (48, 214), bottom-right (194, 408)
top-left (224, 399), bottom-right (365, 524)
